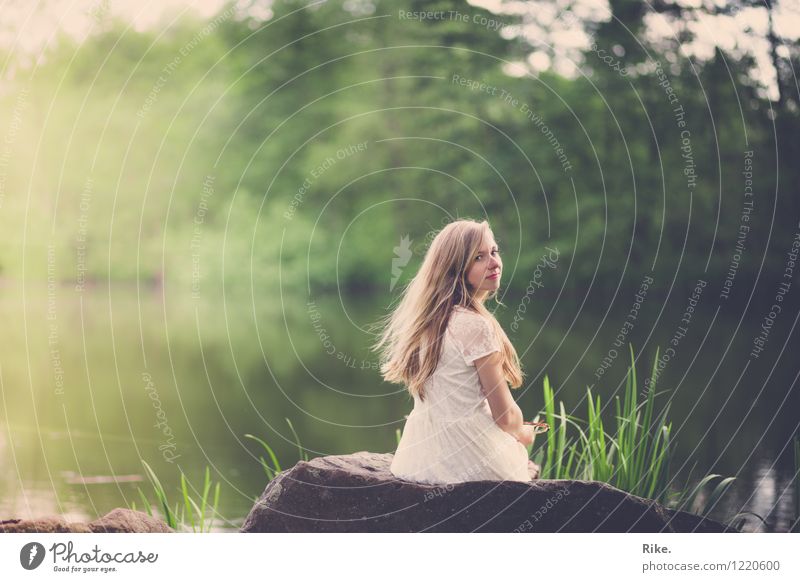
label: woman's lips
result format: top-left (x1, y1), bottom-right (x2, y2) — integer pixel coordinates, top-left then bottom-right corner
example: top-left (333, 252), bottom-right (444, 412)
top-left (488, 272), bottom-right (500, 280)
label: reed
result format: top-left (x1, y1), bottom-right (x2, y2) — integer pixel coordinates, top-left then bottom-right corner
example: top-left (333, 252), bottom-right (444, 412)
top-left (129, 460), bottom-right (221, 532)
top-left (534, 344), bottom-right (751, 524)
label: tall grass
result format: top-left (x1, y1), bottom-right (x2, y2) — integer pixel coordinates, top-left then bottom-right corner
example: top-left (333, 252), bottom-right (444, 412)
top-left (537, 345), bottom-right (673, 501)
top-left (532, 344), bottom-right (758, 529)
top-left (129, 460), bottom-right (221, 532)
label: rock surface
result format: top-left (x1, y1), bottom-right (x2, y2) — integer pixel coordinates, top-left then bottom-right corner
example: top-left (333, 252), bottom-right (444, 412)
top-left (0, 508), bottom-right (174, 533)
top-left (241, 451), bottom-right (737, 533)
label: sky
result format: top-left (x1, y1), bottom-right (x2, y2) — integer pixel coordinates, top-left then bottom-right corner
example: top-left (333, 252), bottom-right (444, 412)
top-left (0, 0), bottom-right (798, 99)
top-left (0, 0), bottom-right (233, 53)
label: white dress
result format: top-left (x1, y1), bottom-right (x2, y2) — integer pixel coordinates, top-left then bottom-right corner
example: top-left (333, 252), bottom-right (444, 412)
top-left (390, 305), bottom-right (531, 484)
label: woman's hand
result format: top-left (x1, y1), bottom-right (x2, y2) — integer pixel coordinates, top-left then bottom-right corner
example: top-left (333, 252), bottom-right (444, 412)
top-left (515, 424), bottom-right (535, 447)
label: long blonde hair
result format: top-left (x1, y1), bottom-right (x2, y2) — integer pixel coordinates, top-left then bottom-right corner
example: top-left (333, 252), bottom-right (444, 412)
top-left (370, 218), bottom-right (524, 402)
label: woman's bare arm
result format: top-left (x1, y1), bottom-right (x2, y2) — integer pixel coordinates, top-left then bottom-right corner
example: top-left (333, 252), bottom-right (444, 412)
top-left (474, 350), bottom-right (531, 443)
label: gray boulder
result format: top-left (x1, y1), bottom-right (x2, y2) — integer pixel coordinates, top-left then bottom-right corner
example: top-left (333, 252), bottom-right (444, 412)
top-left (241, 451), bottom-right (737, 533)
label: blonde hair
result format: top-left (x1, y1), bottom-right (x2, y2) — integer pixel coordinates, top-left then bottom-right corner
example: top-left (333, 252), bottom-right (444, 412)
top-left (370, 218), bottom-right (524, 402)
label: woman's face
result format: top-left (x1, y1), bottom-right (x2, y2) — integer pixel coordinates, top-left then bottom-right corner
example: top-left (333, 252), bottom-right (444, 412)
top-left (466, 232), bottom-right (502, 300)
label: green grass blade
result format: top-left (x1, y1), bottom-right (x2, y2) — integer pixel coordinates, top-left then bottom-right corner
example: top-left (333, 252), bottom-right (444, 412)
top-left (701, 476), bottom-right (736, 517)
top-left (285, 417), bottom-right (308, 461)
top-left (187, 496), bottom-right (204, 532)
top-left (180, 473), bottom-right (196, 532)
top-left (543, 375), bottom-right (555, 479)
top-left (209, 482), bottom-right (221, 532)
top-left (136, 487), bottom-right (152, 517)
top-left (200, 467), bottom-right (211, 526)
top-left (565, 441), bottom-right (577, 477)
top-left (141, 460), bottom-right (175, 528)
top-left (679, 474), bottom-right (723, 514)
top-left (244, 433), bottom-right (282, 473)
top-left (555, 399), bottom-right (567, 478)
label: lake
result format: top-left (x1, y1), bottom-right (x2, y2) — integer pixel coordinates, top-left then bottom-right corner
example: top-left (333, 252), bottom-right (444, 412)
top-left (1, 281), bottom-right (797, 532)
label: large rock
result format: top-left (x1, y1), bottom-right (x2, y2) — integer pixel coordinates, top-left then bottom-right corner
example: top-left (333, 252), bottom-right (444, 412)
top-left (0, 508), bottom-right (174, 533)
top-left (241, 451), bottom-right (737, 533)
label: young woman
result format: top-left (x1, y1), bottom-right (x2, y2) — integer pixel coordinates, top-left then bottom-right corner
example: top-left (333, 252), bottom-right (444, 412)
top-left (371, 218), bottom-right (542, 484)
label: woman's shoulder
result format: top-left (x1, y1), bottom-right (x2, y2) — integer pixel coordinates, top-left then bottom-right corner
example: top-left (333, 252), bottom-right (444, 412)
top-left (451, 305), bottom-right (491, 320)
top-left (450, 305), bottom-right (474, 322)
top-left (449, 305), bottom-right (494, 332)
top-left (447, 306), bottom-right (502, 364)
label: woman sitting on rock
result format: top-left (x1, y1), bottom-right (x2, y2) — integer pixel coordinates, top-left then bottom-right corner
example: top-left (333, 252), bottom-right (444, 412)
top-left (371, 218), bottom-right (546, 485)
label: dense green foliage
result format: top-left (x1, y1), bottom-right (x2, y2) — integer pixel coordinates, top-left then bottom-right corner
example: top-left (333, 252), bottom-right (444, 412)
top-left (0, 0), bottom-right (796, 302)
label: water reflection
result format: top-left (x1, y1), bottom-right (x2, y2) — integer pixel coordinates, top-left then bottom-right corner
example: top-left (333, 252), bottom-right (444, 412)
top-left (0, 285), bottom-right (797, 531)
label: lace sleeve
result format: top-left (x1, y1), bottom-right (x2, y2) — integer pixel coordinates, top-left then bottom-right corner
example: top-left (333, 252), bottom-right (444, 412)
top-left (450, 311), bottom-right (502, 366)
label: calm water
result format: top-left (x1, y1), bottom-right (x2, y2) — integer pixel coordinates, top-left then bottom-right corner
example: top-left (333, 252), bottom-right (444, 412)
top-left (1, 281), bottom-right (797, 532)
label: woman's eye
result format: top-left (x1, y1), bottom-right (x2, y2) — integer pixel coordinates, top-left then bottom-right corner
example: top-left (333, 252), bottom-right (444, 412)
top-left (476, 250), bottom-right (499, 260)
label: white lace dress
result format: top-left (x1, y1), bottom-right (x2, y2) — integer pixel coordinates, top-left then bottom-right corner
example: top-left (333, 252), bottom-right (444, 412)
top-left (390, 305), bottom-right (531, 484)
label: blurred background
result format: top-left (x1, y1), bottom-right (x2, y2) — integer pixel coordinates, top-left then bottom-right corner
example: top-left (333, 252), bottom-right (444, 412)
top-left (0, 0), bottom-right (798, 531)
